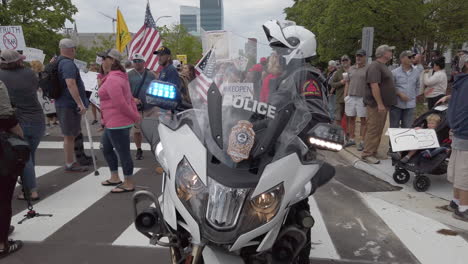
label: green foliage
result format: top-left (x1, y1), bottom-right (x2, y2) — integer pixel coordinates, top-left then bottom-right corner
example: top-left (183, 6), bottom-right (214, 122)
top-left (0, 0), bottom-right (78, 60)
top-left (159, 24), bottom-right (203, 65)
top-left (285, 0), bottom-right (468, 64)
top-left (75, 35), bottom-right (115, 64)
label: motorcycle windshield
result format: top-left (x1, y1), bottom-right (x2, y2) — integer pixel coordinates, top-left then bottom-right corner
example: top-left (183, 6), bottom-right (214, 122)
top-left (158, 38), bottom-right (330, 170)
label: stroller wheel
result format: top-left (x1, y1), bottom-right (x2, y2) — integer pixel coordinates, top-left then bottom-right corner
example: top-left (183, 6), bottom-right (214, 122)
top-left (393, 169), bottom-right (410, 184)
top-left (413, 175), bottom-right (431, 192)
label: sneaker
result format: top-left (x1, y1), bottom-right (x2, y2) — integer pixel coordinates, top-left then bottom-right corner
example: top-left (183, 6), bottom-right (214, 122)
top-left (453, 209), bottom-right (468, 222)
top-left (362, 156), bottom-right (380, 164)
top-left (136, 148), bottom-right (143, 160)
top-left (357, 142), bottom-right (364, 151)
top-left (65, 162), bottom-right (89, 173)
top-left (447, 200), bottom-right (459, 212)
top-left (0, 240), bottom-right (23, 259)
top-left (344, 139), bottom-right (356, 148)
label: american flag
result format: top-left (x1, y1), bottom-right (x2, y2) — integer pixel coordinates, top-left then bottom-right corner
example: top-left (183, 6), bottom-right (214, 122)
top-left (193, 49), bottom-right (216, 102)
top-left (128, 3), bottom-right (162, 71)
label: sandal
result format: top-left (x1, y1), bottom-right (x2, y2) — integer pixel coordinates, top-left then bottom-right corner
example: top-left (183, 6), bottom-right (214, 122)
top-left (101, 180), bottom-right (123, 186)
top-left (0, 240), bottom-right (23, 259)
top-left (111, 185), bottom-right (135, 193)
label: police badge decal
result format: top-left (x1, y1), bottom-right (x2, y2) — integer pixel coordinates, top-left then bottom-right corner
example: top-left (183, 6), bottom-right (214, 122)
top-left (227, 120), bottom-right (255, 163)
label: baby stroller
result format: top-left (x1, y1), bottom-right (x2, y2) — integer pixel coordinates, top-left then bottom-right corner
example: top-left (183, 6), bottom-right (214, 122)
top-left (391, 105), bottom-right (451, 192)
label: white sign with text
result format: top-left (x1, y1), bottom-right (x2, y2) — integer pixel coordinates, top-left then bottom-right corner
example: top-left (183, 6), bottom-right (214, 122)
top-left (37, 90), bottom-right (56, 114)
top-left (0, 26), bottom-right (26, 50)
top-left (388, 128), bottom-right (440, 152)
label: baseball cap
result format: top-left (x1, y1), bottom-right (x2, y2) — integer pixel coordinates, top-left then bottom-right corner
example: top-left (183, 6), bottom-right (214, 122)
top-left (154, 46), bottom-right (171, 55)
top-left (328, 60), bottom-right (337, 67)
top-left (356, 49), bottom-right (367, 56)
top-left (59, 38), bottom-right (76, 49)
top-left (260, 57), bottom-right (267, 63)
top-left (249, 64), bottom-right (263, 72)
top-left (459, 54), bottom-right (468, 71)
top-left (400, 50), bottom-right (415, 58)
top-left (172, 60), bottom-right (181, 68)
top-left (132, 53), bottom-right (145, 62)
top-left (97, 49), bottom-right (122, 60)
top-left (0, 49), bottom-right (26, 64)
top-left (341, 55), bottom-right (350, 61)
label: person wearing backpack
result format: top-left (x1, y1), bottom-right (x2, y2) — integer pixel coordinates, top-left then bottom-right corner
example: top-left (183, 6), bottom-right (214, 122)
top-left (0, 80), bottom-right (25, 258)
top-left (127, 53), bottom-right (157, 160)
top-left (54, 38), bottom-right (90, 172)
top-left (0, 49), bottom-right (44, 200)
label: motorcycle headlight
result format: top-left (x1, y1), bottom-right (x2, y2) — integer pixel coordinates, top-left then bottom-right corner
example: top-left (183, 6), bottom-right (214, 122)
top-left (176, 158), bottom-right (206, 201)
top-left (249, 183), bottom-right (284, 222)
top-left (175, 158), bottom-right (208, 222)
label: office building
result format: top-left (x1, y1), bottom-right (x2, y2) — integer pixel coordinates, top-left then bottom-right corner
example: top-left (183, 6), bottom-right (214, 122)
top-left (180, 5), bottom-right (200, 34)
top-left (200, 0), bottom-right (224, 31)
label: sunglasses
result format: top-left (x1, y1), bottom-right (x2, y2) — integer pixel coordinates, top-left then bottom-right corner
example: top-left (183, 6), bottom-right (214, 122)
top-left (408, 55), bottom-right (415, 59)
top-left (133, 59), bottom-right (144, 63)
top-left (341, 59), bottom-right (349, 62)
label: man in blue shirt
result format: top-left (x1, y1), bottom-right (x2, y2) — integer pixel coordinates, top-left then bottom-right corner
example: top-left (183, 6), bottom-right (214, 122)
top-left (390, 50), bottom-right (421, 129)
top-left (55, 38), bottom-right (90, 172)
top-left (154, 46), bottom-right (180, 89)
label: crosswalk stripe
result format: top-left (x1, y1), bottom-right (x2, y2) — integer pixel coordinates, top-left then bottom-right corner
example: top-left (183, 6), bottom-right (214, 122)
top-left (38, 141), bottom-right (152, 151)
top-left (309, 197), bottom-right (341, 260)
top-left (16, 166), bottom-right (59, 187)
top-left (362, 193), bottom-right (468, 264)
top-left (113, 221), bottom-right (158, 248)
top-left (10, 168), bottom-right (140, 242)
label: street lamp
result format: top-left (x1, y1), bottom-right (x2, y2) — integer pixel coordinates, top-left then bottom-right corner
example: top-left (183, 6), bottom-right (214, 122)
top-left (155, 16), bottom-right (172, 25)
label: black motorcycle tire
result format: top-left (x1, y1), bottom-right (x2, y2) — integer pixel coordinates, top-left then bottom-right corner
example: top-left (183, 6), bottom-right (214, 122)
top-left (293, 199), bottom-right (312, 264)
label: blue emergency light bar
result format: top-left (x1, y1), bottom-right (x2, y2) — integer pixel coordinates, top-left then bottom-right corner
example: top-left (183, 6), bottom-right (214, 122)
top-left (147, 81), bottom-right (177, 100)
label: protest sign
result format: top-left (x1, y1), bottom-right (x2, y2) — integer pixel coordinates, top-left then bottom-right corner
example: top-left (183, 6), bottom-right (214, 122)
top-left (221, 83), bottom-right (254, 105)
top-left (89, 85), bottom-right (100, 109)
top-left (74, 59), bottom-right (88, 72)
top-left (388, 128), bottom-right (440, 152)
top-left (0, 26), bottom-right (26, 50)
top-left (177, 55), bottom-right (188, 65)
top-left (80, 71), bottom-right (98, 92)
top-left (202, 30), bottom-right (230, 60)
top-left (95, 56), bottom-right (103, 65)
top-left (37, 90), bottom-right (56, 114)
top-left (23, 47), bottom-right (45, 64)
top-left (233, 56), bottom-right (249, 72)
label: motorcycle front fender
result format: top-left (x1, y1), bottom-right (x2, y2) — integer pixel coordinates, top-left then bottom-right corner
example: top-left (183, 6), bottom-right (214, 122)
top-left (202, 246), bottom-right (244, 264)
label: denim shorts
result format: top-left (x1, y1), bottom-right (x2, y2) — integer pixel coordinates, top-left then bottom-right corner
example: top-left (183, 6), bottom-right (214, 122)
top-left (56, 107), bottom-right (82, 137)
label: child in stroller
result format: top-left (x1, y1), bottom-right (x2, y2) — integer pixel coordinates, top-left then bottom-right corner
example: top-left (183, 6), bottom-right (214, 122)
top-left (391, 106), bottom-right (451, 192)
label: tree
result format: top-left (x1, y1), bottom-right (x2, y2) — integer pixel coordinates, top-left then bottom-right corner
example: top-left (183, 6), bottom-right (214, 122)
top-left (159, 24), bottom-right (203, 65)
top-left (75, 35), bottom-right (115, 64)
top-left (0, 0), bottom-right (77, 59)
top-left (285, 0), bottom-right (468, 64)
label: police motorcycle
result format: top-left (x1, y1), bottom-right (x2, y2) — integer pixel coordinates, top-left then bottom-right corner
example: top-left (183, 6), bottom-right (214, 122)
top-left (133, 20), bottom-right (345, 264)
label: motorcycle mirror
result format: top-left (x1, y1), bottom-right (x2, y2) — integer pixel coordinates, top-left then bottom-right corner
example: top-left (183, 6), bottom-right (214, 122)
top-left (307, 123), bottom-right (345, 152)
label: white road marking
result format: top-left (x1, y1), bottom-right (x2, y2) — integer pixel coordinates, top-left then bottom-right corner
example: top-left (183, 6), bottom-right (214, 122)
top-left (38, 141), bottom-right (151, 151)
top-left (362, 193), bottom-right (468, 264)
top-left (11, 168), bottom-right (140, 242)
top-left (113, 222), bottom-right (158, 248)
top-left (16, 166), bottom-right (59, 187)
top-left (309, 197), bottom-right (341, 259)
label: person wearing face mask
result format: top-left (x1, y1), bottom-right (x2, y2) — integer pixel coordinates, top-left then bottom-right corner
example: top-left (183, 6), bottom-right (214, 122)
top-left (361, 45), bottom-right (397, 164)
top-left (96, 49), bottom-right (140, 193)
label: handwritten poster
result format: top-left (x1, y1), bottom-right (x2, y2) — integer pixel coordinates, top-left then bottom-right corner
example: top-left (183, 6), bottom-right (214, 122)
top-left (388, 128), bottom-right (440, 152)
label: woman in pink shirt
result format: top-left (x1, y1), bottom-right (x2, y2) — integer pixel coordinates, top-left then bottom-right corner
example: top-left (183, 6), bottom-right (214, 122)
top-left (97, 49), bottom-right (140, 193)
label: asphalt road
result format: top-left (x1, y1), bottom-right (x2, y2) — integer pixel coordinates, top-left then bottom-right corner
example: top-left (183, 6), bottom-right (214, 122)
top-left (5, 122), bottom-right (468, 264)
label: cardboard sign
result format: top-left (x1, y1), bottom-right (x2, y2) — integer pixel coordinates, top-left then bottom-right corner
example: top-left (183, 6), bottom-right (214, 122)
top-left (89, 84), bottom-right (100, 109)
top-left (80, 71), bottom-right (98, 92)
top-left (23, 47), bottom-right (45, 64)
top-left (0, 26), bottom-right (26, 50)
top-left (202, 30), bottom-right (230, 60)
top-left (388, 128), bottom-right (440, 152)
top-left (222, 83), bottom-right (254, 105)
top-left (37, 90), bottom-right (56, 114)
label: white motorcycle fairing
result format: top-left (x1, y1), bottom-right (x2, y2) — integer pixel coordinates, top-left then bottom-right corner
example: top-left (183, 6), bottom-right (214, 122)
top-left (158, 121), bottom-right (321, 254)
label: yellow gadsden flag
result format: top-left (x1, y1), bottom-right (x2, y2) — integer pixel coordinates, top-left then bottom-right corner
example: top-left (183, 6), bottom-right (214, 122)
top-left (116, 8), bottom-right (132, 52)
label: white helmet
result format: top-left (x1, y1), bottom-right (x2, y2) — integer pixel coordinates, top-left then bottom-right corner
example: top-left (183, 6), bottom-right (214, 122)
top-left (263, 20), bottom-right (317, 64)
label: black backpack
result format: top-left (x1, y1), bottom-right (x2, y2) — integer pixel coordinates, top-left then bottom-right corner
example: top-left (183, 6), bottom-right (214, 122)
top-left (39, 57), bottom-right (71, 99)
top-left (0, 131), bottom-right (30, 179)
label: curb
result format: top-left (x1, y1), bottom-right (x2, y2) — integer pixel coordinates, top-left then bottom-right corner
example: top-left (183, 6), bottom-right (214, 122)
top-left (336, 148), bottom-right (468, 232)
